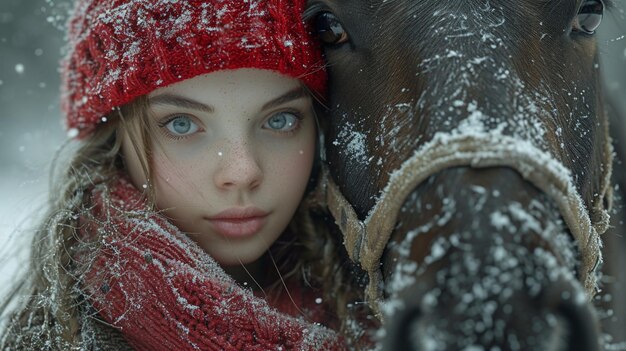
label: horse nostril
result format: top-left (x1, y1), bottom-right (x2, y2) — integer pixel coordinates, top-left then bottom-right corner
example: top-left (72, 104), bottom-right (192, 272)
top-left (382, 305), bottom-right (422, 351)
top-left (540, 281), bottom-right (602, 351)
top-left (554, 294), bottom-right (602, 351)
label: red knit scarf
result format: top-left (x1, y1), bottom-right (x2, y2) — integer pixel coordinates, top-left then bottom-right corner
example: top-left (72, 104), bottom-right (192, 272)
top-left (78, 176), bottom-right (345, 350)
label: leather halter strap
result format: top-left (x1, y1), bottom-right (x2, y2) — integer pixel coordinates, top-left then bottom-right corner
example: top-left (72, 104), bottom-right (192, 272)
top-left (317, 132), bottom-right (611, 317)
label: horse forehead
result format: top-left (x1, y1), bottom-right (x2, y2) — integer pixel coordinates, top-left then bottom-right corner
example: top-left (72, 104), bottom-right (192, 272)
top-left (359, 0), bottom-right (567, 27)
top-left (365, 0), bottom-right (558, 12)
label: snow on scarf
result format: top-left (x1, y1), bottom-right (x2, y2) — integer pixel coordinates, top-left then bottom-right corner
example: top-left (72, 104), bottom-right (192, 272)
top-left (78, 176), bottom-right (345, 350)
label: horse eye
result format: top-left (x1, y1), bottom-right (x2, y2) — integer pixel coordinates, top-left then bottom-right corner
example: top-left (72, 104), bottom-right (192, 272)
top-left (574, 0), bottom-right (604, 34)
top-left (314, 12), bottom-right (349, 46)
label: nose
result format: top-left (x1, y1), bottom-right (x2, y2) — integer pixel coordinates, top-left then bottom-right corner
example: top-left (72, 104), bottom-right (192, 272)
top-left (540, 278), bottom-right (602, 351)
top-left (381, 278), bottom-right (602, 351)
top-left (213, 141), bottom-right (263, 191)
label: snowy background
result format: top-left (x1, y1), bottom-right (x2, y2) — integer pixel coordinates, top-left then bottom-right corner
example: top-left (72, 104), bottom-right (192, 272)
top-left (0, 0), bottom-right (68, 300)
top-left (0, 0), bottom-right (625, 335)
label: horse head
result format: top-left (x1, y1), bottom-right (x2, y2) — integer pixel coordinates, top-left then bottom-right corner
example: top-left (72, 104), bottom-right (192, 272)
top-left (306, 0), bottom-right (614, 349)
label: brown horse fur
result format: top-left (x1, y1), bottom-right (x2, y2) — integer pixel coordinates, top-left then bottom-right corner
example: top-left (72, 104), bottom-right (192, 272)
top-left (306, 0), bottom-right (618, 349)
top-left (599, 94), bottom-right (626, 346)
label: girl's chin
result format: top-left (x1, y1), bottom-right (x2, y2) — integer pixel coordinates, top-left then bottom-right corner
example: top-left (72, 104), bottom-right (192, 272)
top-left (202, 247), bottom-right (267, 267)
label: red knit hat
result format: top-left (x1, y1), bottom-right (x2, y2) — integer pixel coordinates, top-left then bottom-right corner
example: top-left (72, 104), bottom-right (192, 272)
top-left (61, 0), bottom-right (326, 138)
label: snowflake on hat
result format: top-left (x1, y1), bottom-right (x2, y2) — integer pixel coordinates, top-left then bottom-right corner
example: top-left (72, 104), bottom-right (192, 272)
top-left (61, 0), bottom-right (326, 138)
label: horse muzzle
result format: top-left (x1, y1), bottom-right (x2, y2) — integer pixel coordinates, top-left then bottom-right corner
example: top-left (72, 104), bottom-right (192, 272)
top-left (319, 132), bottom-right (608, 315)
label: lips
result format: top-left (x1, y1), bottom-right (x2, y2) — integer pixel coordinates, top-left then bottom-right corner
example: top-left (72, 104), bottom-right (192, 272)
top-left (206, 207), bottom-right (268, 238)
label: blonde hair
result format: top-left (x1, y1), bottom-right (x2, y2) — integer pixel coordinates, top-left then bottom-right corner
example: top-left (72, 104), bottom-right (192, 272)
top-left (0, 96), bottom-right (362, 348)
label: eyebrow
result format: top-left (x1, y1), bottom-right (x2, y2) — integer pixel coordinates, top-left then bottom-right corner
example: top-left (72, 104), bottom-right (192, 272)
top-left (148, 86), bottom-right (308, 114)
top-left (149, 94), bottom-right (214, 113)
top-left (262, 86), bottom-right (308, 111)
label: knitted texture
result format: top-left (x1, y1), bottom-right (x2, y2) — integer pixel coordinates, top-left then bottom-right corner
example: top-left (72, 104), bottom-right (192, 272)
top-left (62, 0), bottom-right (326, 138)
top-left (78, 177), bottom-right (345, 350)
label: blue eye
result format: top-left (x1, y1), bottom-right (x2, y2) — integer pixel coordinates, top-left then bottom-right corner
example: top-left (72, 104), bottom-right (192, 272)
top-left (163, 116), bottom-right (199, 136)
top-left (264, 112), bottom-right (300, 132)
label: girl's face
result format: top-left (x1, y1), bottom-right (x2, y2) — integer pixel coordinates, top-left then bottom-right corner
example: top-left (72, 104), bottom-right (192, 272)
top-left (122, 69), bottom-right (316, 266)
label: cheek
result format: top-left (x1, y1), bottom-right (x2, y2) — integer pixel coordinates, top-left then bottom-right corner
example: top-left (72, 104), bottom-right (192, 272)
top-left (153, 155), bottom-right (184, 183)
top-left (269, 140), bottom-right (316, 195)
top-left (151, 151), bottom-right (205, 207)
top-left (121, 135), bottom-right (147, 189)
top-left (288, 149), bottom-right (315, 180)
top-left (151, 143), bottom-right (212, 184)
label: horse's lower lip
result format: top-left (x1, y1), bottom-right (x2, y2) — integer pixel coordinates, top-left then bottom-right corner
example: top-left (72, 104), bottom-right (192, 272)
top-left (207, 217), bottom-right (267, 238)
